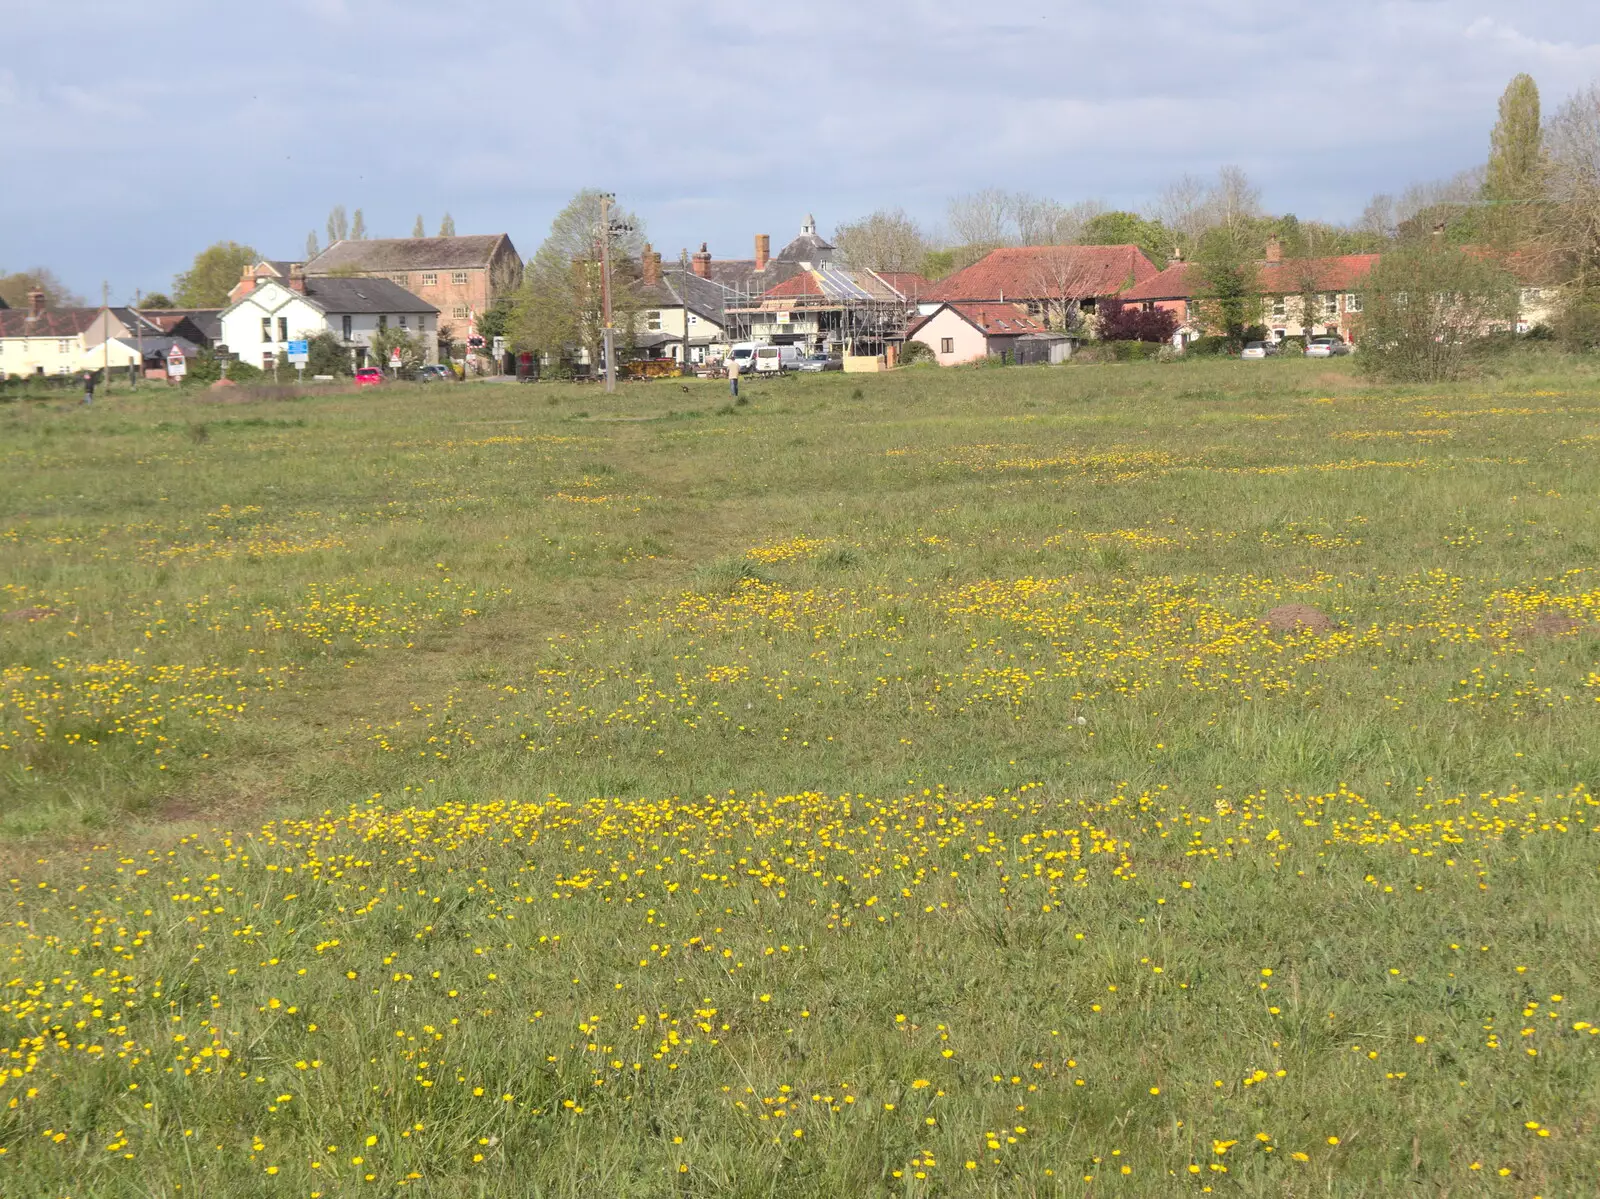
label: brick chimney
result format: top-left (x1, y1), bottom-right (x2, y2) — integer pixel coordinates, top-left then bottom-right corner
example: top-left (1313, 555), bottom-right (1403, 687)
top-left (1167, 248), bottom-right (1184, 268)
top-left (755, 234), bottom-right (770, 272)
top-left (1265, 235), bottom-right (1281, 264)
top-left (288, 264), bottom-right (306, 294)
top-left (230, 263), bottom-right (257, 302)
top-left (691, 243), bottom-right (711, 278)
top-left (641, 243), bottom-right (661, 286)
top-left (27, 289), bottom-right (45, 320)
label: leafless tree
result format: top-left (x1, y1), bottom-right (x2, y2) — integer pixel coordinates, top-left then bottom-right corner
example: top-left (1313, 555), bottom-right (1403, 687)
top-left (947, 189), bottom-right (1015, 247)
top-left (1013, 195), bottom-right (1068, 245)
top-left (1357, 193), bottom-right (1398, 240)
top-left (1209, 165), bottom-right (1263, 236)
top-left (834, 209), bottom-right (930, 273)
top-left (1544, 83), bottom-right (1600, 285)
top-left (1148, 173), bottom-right (1211, 249)
top-left (1051, 199), bottom-right (1107, 245)
top-left (1394, 166), bottom-right (1484, 226)
top-left (1024, 248), bottom-right (1108, 330)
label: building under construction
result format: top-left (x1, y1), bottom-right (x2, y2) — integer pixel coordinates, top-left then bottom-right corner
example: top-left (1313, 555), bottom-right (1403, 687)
top-left (724, 264), bottom-right (928, 356)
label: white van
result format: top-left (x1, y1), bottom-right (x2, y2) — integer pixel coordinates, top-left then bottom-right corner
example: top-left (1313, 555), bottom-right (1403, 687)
top-left (753, 344), bottom-right (802, 373)
top-left (727, 343), bottom-right (758, 373)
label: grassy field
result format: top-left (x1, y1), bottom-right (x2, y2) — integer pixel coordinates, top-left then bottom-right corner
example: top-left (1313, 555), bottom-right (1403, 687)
top-left (1, 359), bottom-right (1598, 1196)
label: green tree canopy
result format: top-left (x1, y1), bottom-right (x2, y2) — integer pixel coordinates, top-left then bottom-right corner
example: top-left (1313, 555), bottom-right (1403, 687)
top-left (138, 292), bottom-right (175, 310)
top-left (1356, 243), bottom-right (1519, 381)
top-left (1079, 211), bottom-right (1174, 266)
top-left (439, 213), bottom-right (456, 237)
top-left (1485, 74), bottom-right (1543, 203)
top-left (1190, 228), bottom-right (1262, 346)
top-left (172, 242), bottom-right (259, 308)
top-left (508, 190), bottom-right (646, 364)
top-left (834, 209), bottom-right (929, 273)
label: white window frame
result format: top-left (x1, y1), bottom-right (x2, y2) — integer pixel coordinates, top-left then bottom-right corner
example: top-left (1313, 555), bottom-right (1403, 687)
top-left (1322, 293), bottom-right (1340, 317)
top-left (421, 272), bottom-right (438, 286)
top-left (1345, 293), bottom-right (1362, 313)
top-left (451, 271), bottom-right (469, 285)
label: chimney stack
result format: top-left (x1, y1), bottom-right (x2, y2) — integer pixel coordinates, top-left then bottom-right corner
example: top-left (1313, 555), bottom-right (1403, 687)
top-left (1432, 222), bottom-right (1446, 243)
top-left (26, 289), bottom-right (45, 320)
top-left (288, 264), bottom-right (306, 294)
top-left (755, 234), bottom-right (770, 272)
top-left (1265, 235), bottom-right (1281, 264)
top-left (692, 242), bottom-right (711, 279)
top-left (641, 243), bottom-right (661, 286)
top-left (1167, 247), bottom-right (1184, 267)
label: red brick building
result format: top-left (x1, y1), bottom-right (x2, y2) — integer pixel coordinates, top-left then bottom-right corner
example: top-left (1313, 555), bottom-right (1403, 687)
top-left (303, 235), bottom-right (522, 351)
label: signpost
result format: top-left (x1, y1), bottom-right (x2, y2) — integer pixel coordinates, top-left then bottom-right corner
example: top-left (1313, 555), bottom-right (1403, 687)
top-left (166, 344), bottom-right (186, 381)
top-left (390, 347), bottom-right (402, 379)
top-left (287, 339), bottom-right (309, 386)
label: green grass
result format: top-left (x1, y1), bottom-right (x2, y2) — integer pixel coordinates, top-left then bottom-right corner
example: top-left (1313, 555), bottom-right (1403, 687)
top-left (1, 357), bottom-right (1598, 1196)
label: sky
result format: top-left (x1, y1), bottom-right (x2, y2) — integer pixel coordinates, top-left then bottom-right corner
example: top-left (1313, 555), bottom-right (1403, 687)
top-left (5, 0), bottom-right (1600, 302)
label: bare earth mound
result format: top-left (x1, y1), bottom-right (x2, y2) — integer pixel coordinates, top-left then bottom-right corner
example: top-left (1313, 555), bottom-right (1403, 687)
top-left (1263, 603), bottom-right (1335, 634)
top-left (1515, 611), bottom-right (1585, 640)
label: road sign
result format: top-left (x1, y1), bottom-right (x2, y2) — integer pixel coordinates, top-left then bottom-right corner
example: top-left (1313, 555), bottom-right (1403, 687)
top-left (167, 344), bottom-right (186, 378)
top-left (492, 336), bottom-right (505, 357)
top-left (468, 335), bottom-right (485, 349)
top-left (286, 339), bottom-right (309, 364)
top-left (390, 348), bottom-right (402, 369)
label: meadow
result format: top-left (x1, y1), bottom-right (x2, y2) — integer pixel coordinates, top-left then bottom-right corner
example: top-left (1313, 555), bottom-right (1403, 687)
top-left (1, 357), bottom-right (1598, 1196)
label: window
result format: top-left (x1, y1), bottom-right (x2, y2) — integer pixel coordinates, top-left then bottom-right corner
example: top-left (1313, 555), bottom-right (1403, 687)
top-left (399, 315), bottom-right (407, 329)
top-left (278, 316), bottom-right (288, 342)
top-left (1345, 293), bottom-right (1363, 313)
top-left (1323, 293), bottom-right (1340, 317)
top-left (940, 337), bottom-right (954, 354)
top-left (58, 339), bottom-right (71, 353)
top-left (1270, 297), bottom-right (1286, 318)
top-left (391, 273), bottom-right (409, 287)
top-left (452, 271), bottom-right (469, 285)
top-left (261, 316), bottom-right (272, 343)
top-left (378, 315), bottom-right (388, 332)
top-left (452, 306), bottom-right (468, 319)
top-left (421, 272), bottom-right (438, 286)
top-left (646, 310), bottom-right (662, 331)
top-left (342, 315), bottom-right (352, 341)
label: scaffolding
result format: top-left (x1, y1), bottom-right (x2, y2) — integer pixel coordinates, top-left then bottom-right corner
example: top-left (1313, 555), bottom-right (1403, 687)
top-left (723, 265), bottom-right (916, 355)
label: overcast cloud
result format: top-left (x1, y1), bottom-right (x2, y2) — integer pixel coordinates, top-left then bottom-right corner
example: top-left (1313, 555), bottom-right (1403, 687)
top-left (5, 0), bottom-right (1600, 299)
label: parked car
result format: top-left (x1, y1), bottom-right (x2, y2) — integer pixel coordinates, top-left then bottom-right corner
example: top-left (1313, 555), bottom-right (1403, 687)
top-left (416, 364), bottom-right (453, 382)
top-left (754, 344), bottom-right (803, 373)
top-left (796, 354), bottom-right (842, 372)
top-left (1240, 340), bottom-right (1280, 359)
top-left (1304, 335), bottom-right (1352, 358)
top-left (354, 366), bottom-right (384, 387)
top-left (726, 343), bottom-right (759, 374)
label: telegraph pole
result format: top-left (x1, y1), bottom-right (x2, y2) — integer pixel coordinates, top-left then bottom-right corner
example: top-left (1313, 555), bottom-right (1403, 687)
top-left (135, 289), bottom-right (143, 389)
top-left (101, 281), bottom-right (110, 387)
top-left (599, 193), bottom-right (616, 394)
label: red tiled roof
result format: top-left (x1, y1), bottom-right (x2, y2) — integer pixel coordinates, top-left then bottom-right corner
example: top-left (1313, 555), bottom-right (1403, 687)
top-left (928, 245), bottom-right (1159, 302)
top-left (874, 271), bottom-right (935, 299)
top-left (761, 272), bottom-right (825, 299)
top-left (0, 308), bottom-right (101, 338)
top-left (908, 301), bottom-right (1045, 338)
top-left (1121, 255), bottom-right (1382, 302)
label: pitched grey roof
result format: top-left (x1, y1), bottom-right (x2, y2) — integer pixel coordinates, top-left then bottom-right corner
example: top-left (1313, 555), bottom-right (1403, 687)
top-left (305, 235), bottom-right (512, 273)
top-left (302, 277), bottom-right (438, 315)
top-left (775, 232), bottom-right (835, 264)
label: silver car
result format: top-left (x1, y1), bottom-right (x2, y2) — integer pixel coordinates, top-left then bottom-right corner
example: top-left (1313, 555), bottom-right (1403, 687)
top-left (1240, 340), bottom-right (1279, 359)
top-left (1304, 335), bottom-right (1352, 358)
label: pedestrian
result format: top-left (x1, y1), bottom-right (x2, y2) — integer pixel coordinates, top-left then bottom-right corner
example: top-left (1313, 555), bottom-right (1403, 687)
top-left (727, 356), bottom-right (740, 399)
top-left (82, 371), bottom-right (96, 407)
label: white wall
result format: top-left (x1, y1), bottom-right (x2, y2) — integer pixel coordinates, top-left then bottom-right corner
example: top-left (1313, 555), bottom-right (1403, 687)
top-left (910, 307), bottom-right (989, 366)
top-left (0, 334), bottom-right (85, 377)
top-left (219, 282), bottom-right (437, 368)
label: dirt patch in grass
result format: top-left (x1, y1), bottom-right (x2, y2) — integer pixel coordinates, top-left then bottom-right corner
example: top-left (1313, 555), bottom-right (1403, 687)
top-left (1263, 603), bottom-right (1335, 634)
top-left (1515, 611), bottom-right (1585, 640)
top-left (3, 606), bottom-right (60, 622)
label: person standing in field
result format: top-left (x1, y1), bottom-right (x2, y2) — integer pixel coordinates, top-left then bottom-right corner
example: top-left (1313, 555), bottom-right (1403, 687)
top-left (727, 356), bottom-right (739, 399)
top-left (82, 371), bottom-right (96, 407)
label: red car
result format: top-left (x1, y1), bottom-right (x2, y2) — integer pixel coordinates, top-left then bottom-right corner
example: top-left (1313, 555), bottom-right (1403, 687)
top-left (355, 367), bottom-right (384, 387)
